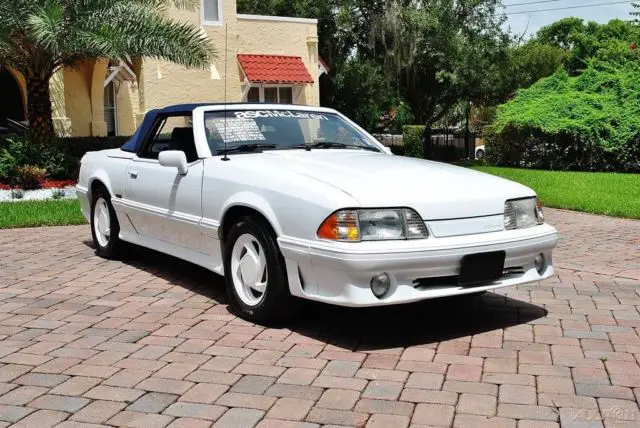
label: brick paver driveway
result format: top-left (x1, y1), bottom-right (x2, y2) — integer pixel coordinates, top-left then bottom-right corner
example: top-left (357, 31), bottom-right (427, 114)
top-left (0, 209), bottom-right (639, 428)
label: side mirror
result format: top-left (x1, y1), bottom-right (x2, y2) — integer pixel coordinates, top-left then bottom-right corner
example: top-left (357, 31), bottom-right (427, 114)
top-left (158, 150), bottom-right (188, 175)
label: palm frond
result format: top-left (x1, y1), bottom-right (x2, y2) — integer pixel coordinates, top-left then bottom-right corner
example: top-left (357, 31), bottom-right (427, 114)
top-left (27, 0), bottom-right (65, 54)
top-left (0, 0), bottom-right (214, 73)
top-left (68, 1), bottom-right (215, 68)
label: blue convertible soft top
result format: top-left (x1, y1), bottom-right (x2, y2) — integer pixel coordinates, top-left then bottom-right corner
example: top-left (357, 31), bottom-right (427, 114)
top-left (120, 103), bottom-right (214, 153)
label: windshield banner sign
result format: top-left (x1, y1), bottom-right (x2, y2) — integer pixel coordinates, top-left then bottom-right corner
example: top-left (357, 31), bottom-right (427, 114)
top-left (234, 110), bottom-right (329, 120)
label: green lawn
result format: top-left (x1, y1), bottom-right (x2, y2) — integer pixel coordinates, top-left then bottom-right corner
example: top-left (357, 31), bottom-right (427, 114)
top-left (1, 167), bottom-right (638, 229)
top-left (472, 166), bottom-right (640, 219)
top-left (0, 199), bottom-right (87, 229)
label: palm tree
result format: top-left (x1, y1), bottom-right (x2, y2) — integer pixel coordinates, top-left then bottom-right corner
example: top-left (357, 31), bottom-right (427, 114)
top-left (0, 0), bottom-right (214, 144)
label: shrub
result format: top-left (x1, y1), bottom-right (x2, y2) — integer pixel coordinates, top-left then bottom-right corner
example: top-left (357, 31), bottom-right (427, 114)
top-left (388, 102), bottom-right (415, 134)
top-left (0, 135), bottom-right (131, 182)
top-left (51, 188), bottom-right (66, 200)
top-left (489, 56), bottom-right (640, 172)
top-left (0, 148), bottom-right (16, 181)
top-left (59, 136), bottom-right (130, 159)
top-left (403, 125), bottom-right (425, 159)
top-left (1, 137), bottom-right (41, 167)
top-left (14, 165), bottom-right (47, 190)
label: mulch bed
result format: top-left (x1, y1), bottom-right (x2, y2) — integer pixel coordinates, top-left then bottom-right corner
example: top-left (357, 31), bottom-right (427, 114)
top-left (0, 179), bottom-right (76, 190)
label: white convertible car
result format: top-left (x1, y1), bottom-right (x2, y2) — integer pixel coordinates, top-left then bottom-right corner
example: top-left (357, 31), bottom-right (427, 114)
top-left (77, 103), bottom-right (558, 322)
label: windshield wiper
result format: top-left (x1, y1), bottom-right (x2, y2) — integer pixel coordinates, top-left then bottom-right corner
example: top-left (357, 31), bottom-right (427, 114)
top-left (291, 142), bottom-right (381, 152)
top-left (218, 144), bottom-right (278, 154)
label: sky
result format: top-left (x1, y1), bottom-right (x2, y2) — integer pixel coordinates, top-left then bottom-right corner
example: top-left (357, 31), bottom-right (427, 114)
top-left (504, 0), bottom-right (636, 39)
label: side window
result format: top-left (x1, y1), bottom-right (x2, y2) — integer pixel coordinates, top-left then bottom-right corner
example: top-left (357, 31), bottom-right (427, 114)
top-left (139, 115), bottom-right (199, 162)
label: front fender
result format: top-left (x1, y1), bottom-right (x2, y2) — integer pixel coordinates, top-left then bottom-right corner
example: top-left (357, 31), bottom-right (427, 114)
top-left (220, 192), bottom-right (284, 236)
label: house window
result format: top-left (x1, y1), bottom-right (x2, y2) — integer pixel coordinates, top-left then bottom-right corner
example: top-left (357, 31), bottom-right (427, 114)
top-left (104, 81), bottom-right (117, 137)
top-left (264, 87), bottom-right (278, 103)
top-left (247, 87), bottom-right (260, 102)
top-left (244, 86), bottom-right (295, 104)
top-left (202, 0), bottom-right (223, 25)
top-left (279, 87), bottom-right (293, 104)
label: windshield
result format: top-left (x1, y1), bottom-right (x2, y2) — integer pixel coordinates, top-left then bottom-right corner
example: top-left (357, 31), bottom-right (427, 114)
top-left (204, 110), bottom-right (381, 155)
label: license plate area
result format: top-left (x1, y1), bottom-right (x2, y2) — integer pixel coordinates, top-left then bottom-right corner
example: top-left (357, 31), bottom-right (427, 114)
top-left (459, 251), bottom-right (506, 287)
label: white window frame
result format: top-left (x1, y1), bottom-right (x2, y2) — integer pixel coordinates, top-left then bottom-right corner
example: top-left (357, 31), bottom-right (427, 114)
top-left (201, 0), bottom-right (223, 26)
top-left (243, 84), bottom-right (297, 104)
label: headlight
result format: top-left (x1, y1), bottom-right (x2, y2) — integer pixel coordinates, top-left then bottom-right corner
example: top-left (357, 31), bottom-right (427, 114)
top-left (317, 208), bottom-right (429, 241)
top-left (504, 197), bottom-right (544, 230)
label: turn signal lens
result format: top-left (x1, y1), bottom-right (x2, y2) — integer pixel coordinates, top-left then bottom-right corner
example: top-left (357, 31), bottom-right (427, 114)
top-left (317, 209), bottom-right (360, 241)
top-left (535, 198), bottom-right (545, 224)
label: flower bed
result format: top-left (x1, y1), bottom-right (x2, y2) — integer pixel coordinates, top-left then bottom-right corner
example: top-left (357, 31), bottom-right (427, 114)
top-left (0, 180), bottom-right (77, 202)
top-left (0, 179), bottom-right (76, 190)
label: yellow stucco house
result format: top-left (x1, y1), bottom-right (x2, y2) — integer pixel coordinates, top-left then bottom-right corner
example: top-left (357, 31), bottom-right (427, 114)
top-left (0, 0), bottom-right (321, 138)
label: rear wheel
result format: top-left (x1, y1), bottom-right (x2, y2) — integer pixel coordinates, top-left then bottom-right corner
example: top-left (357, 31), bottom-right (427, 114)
top-left (223, 215), bottom-right (297, 323)
top-left (90, 188), bottom-right (123, 259)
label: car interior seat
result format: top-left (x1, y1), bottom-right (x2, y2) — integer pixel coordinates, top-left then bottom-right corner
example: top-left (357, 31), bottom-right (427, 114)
top-left (170, 127), bottom-right (199, 162)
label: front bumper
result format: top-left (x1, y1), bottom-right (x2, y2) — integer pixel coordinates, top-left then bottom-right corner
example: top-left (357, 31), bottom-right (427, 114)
top-left (278, 224), bottom-right (558, 307)
top-left (75, 185), bottom-right (91, 222)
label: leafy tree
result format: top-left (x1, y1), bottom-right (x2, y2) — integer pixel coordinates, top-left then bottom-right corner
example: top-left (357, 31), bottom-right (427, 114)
top-left (0, 0), bottom-right (214, 145)
top-left (632, 2), bottom-right (640, 23)
top-left (535, 18), bottom-right (640, 74)
top-left (330, 59), bottom-right (390, 132)
top-left (367, 0), bottom-right (510, 128)
top-left (536, 17), bottom-right (585, 50)
top-left (495, 41), bottom-right (568, 101)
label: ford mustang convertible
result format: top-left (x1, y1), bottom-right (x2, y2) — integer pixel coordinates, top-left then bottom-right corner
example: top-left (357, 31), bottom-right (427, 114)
top-left (77, 103), bottom-right (558, 322)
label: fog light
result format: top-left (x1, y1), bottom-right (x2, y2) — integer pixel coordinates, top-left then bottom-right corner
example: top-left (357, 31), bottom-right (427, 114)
top-left (534, 254), bottom-right (545, 274)
top-left (370, 273), bottom-right (391, 298)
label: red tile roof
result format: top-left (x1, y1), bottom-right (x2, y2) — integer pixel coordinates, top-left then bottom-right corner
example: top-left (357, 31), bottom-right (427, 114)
top-left (237, 54), bottom-right (314, 84)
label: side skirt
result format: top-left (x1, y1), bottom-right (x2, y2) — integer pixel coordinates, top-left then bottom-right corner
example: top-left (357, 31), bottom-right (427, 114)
top-left (119, 230), bottom-right (224, 276)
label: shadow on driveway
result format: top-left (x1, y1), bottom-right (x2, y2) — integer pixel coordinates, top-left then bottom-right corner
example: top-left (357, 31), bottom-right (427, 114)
top-left (86, 240), bottom-right (548, 351)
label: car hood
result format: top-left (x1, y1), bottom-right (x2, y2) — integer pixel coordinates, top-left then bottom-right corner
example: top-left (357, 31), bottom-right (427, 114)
top-left (255, 151), bottom-right (535, 220)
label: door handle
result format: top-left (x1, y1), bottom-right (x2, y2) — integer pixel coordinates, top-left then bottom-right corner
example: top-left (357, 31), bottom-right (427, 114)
top-left (128, 169), bottom-right (138, 179)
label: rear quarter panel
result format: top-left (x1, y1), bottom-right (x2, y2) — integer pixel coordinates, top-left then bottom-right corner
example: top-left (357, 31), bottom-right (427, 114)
top-left (81, 149), bottom-right (135, 200)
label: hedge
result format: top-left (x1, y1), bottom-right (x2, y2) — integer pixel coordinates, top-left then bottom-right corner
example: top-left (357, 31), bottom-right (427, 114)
top-left (488, 56), bottom-right (640, 172)
top-left (1, 135), bottom-right (131, 182)
top-left (59, 136), bottom-right (130, 159)
top-left (403, 125), bottom-right (425, 159)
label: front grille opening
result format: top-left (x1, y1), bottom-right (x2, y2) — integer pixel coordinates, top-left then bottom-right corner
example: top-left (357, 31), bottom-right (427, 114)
top-left (504, 266), bottom-right (525, 275)
top-left (413, 276), bottom-right (459, 290)
top-left (413, 266), bottom-right (525, 290)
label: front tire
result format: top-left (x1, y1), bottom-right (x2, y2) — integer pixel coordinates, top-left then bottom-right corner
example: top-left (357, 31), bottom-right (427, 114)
top-left (223, 216), bottom-right (297, 323)
top-left (90, 188), bottom-right (123, 259)
top-left (476, 149), bottom-right (485, 160)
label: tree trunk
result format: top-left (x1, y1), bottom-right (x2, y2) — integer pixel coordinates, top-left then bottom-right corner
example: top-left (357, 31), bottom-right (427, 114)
top-left (422, 125), bottom-right (432, 160)
top-left (464, 101), bottom-right (472, 160)
top-left (26, 75), bottom-right (55, 145)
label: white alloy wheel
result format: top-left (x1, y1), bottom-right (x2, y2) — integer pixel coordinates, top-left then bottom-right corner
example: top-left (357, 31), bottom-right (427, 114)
top-left (93, 197), bottom-right (111, 247)
top-left (230, 233), bottom-right (268, 306)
